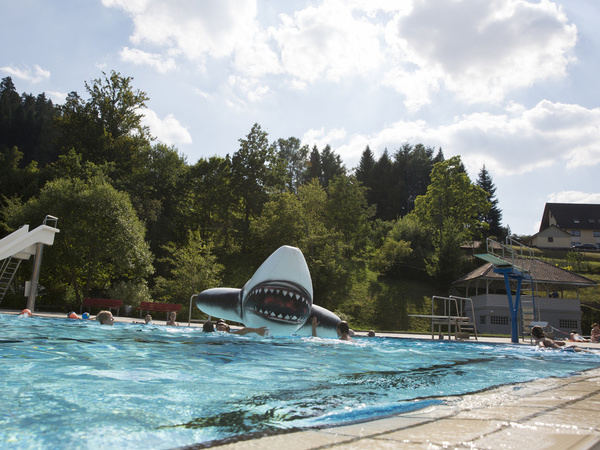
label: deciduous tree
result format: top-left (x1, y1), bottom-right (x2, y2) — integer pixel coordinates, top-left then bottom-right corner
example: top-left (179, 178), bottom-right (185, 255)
top-left (5, 177), bottom-right (153, 304)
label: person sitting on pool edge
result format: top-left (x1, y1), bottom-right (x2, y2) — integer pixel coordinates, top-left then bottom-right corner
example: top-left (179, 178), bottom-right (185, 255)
top-left (591, 323), bottom-right (600, 343)
top-left (569, 330), bottom-right (590, 342)
top-left (531, 326), bottom-right (565, 348)
top-left (531, 325), bottom-right (596, 353)
top-left (96, 310), bottom-right (114, 326)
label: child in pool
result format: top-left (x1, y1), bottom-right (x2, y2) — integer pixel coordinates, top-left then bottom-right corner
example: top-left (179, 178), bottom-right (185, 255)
top-left (166, 311), bottom-right (178, 326)
top-left (96, 310), bottom-right (114, 326)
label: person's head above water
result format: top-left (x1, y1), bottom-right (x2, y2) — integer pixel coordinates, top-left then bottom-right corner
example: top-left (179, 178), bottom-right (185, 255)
top-left (337, 321), bottom-right (350, 335)
top-left (96, 310), bottom-right (114, 326)
top-left (216, 320), bottom-right (230, 332)
top-left (203, 320), bottom-right (215, 332)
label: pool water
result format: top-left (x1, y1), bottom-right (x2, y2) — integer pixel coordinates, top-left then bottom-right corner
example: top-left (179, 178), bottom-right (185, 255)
top-left (2, 314), bottom-right (600, 449)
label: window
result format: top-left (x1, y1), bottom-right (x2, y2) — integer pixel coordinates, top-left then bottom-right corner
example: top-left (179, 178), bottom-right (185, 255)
top-left (480, 315), bottom-right (486, 324)
top-left (594, 231), bottom-right (600, 238)
top-left (559, 319), bottom-right (578, 329)
top-left (570, 230), bottom-right (581, 237)
top-left (547, 237), bottom-right (554, 243)
top-left (490, 316), bottom-right (509, 325)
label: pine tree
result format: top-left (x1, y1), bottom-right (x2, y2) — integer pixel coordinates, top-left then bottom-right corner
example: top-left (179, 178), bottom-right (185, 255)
top-left (476, 164), bottom-right (503, 239)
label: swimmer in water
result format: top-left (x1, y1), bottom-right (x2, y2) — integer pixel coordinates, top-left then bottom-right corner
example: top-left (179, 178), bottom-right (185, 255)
top-left (96, 310), bottom-right (114, 326)
top-left (212, 319), bottom-right (267, 336)
top-left (337, 321), bottom-right (352, 341)
top-left (166, 311), bottom-right (178, 326)
top-left (134, 314), bottom-right (153, 324)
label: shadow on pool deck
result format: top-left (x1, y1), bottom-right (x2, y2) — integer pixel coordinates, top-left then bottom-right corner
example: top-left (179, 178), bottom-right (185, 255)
top-left (3, 309), bottom-right (600, 449)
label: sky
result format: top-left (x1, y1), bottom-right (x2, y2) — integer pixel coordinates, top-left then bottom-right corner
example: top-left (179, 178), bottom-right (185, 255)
top-left (2, 0), bottom-right (600, 236)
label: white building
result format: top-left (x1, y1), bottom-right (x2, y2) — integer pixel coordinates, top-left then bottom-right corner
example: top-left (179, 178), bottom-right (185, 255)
top-left (451, 258), bottom-right (596, 336)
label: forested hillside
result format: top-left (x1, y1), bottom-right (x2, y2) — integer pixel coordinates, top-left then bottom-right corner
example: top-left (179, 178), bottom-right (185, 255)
top-left (0, 71), bottom-right (504, 330)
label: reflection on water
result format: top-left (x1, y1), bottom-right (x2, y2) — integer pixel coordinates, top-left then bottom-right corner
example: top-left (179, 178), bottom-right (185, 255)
top-left (1, 313), bottom-right (599, 449)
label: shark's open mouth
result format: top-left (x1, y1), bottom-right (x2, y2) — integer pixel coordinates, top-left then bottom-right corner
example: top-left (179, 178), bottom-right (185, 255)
top-left (244, 281), bottom-right (310, 324)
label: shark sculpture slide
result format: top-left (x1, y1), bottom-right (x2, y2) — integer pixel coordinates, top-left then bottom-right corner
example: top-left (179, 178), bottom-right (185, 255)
top-left (194, 245), bottom-right (341, 337)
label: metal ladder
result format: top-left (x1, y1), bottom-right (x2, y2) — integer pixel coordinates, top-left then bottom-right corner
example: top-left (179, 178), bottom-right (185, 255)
top-left (0, 257), bottom-right (22, 304)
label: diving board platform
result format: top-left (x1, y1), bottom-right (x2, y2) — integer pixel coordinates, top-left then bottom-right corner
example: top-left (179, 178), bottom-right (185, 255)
top-left (0, 216), bottom-right (59, 309)
top-left (410, 296), bottom-right (478, 340)
top-left (477, 237), bottom-right (536, 343)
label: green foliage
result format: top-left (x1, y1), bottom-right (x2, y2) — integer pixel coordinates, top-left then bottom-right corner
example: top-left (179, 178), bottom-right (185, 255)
top-left (0, 77), bottom-right (61, 167)
top-left (273, 137), bottom-right (309, 192)
top-left (108, 280), bottom-right (151, 308)
top-left (325, 175), bottom-right (375, 254)
top-left (566, 250), bottom-right (584, 272)
top-left (232, 123), bottom-right (286, 250)
top-left (412, 156), bottom-right (490, 287)
top-left (0, 146), bottom-right (41, 214)
top-left (476, 164), bottom-right (504, 240)
top-left (5, 177), bottom-right (153, 304)
top-left (153, 230), bottom-right (223, 304)
top-left (372, 237), bottom-right (413, 275)
top-left (56, 71), bottom-right (151, 176)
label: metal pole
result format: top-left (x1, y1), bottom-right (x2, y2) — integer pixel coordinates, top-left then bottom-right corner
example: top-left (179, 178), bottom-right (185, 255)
top-left (188, 294), bottom-right (197, 326)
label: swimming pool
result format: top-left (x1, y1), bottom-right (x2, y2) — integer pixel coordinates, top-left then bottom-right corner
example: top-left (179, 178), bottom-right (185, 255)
top-left (2, 314), bottom-right (600, 449)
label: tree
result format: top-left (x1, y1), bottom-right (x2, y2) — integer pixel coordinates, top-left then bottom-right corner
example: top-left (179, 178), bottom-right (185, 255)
top-left (355, 146), bottom-right (376, 186)
top-left (273, 137), bottom-right (309, 192)
top-left (185, 155), bottom-right (238, 251)
top-left (303, 145), bottom-right (345, 187)
top-left (325, 175), bottom-right (375, 254)
top-left (320, 145), bottom-right (345, 186)
top-left (0, 78), bottom-right (60, 168)
top-left (231, 123), bottom-right (286, 251)
top-left (304, 145), bottom-right (322, 183)
top-left (56, 71), bottom-right (151, 175)
top-left (412, 156), bottom-right (490, 285)
top-left (153, 230), bottom-right (223, 304)
top-left (5, 177), bottom-right (153, 304)
top-left (476, 165), bottom-right (503, 240)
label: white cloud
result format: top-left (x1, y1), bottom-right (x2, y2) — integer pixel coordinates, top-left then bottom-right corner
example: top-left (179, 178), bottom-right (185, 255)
top-left (47, 91), bottom-right (67, 104)
top-left (302, 127), bottom-right (347, 149)
top-left (0, 65), bottom-right (50, 83)
top-left (101, 0), bottom-right (577, 112)
top-left (548, 191), bottom-right (600, 203)
top-left (120, 47), bottom-right (176, 73)
top-left (271, 0), bottom-right (383, 86)
top-left (227, 75), bottom-right (270, 104)
top-left (324, 100), bottom-right (600, 175)
top-left (385, 0), bottom-right (577, 105)
top-left (105, 0), bottom-right (259, 67)
top-left (140, 109), bottom-right (192, 146)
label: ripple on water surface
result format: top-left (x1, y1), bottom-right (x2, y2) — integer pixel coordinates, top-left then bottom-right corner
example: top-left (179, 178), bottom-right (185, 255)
top-left (1, 314), bottom-right (599, 449)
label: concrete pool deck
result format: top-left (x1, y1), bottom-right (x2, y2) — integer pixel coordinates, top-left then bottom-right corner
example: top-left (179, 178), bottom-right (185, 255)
top-left (3, 310), bottom-right (600, 449)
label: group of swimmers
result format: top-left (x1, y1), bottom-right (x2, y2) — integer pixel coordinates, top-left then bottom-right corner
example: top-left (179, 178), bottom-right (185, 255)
top-left (20, 307), bottom-right (370, 340)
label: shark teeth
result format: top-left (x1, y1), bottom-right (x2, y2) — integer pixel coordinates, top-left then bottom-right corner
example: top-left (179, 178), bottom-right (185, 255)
top-left (249, 286), bottom-right (310, 308)
top-left (251, 305), bottom-right (304, 323)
